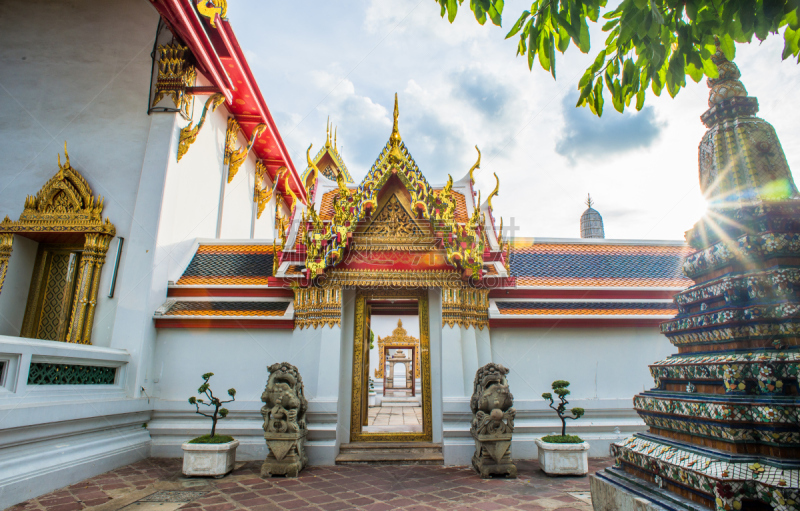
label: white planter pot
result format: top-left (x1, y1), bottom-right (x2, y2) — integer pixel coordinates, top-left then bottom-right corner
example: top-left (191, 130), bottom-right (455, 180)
top-left (182, 439), bottom-right (239, 477)
top-left (535, 438), bottom-right (589, 476)
top-left (368, 392), bottom-right (377, 407)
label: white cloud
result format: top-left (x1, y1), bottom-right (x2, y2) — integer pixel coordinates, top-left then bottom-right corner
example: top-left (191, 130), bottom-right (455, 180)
top-left (228, 0), bottom-right (800, 240)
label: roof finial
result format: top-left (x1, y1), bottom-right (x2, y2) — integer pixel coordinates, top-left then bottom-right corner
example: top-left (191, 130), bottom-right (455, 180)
top-left (585, 193), bottom-right (594, 208)
top-left (325, 117), bottom-right (331, 148)
top-left (390, 93), bottom-right (401, 146)
top-left (334, 126), bottom-right (337, 150)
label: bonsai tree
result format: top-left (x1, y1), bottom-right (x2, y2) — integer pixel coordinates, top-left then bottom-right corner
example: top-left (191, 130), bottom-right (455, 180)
top-left (541, 380), bottom-right (585, 442)
top-left (188, 372), bottom-right (236, 443)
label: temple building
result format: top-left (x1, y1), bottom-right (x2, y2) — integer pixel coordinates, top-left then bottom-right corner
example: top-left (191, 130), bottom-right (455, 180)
top-left (3, 1), bottom-right (795, 509)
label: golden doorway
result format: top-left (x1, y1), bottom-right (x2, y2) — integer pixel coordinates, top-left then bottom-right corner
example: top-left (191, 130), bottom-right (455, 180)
top-left (350, 289), bottom-right (432, 442)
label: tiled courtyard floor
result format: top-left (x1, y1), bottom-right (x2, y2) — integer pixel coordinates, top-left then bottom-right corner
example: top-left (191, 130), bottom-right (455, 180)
top-left (11, 457), bottom-right (612, 511)
top-left (367, 406), bottom-right (423, 426)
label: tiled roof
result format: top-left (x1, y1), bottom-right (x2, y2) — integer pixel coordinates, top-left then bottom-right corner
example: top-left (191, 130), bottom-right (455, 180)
top-left (164, 301), bottom-right (289, 316)
top-left (509, 241), bottom-right (693, 288)
top-left (176, 245), bottom-right (274, 285)
top-left (162, 301), bottom-right (290, 317)
top-left (495, 301), bottom-right (677, 316)
top-left (452, 191), bottom-right (468, 223)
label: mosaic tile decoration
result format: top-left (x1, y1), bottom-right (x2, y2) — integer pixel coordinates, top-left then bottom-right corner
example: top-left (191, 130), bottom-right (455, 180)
top-left (495, 301), bottom-right (677, 316)
top-left (162, 300), bottom-right (290, 317)
top-left (613, 435), bottom-right (800, 509)
top-left (176, 245), bottom-right (274, 285)
top-left (508, 242), bottom-right (694, 288)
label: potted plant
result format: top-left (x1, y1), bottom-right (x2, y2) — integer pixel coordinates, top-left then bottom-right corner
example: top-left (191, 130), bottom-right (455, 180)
top-left (534, 380), bottom-right (590, 476)
top-left (182, 373), bottom-right (239, 477)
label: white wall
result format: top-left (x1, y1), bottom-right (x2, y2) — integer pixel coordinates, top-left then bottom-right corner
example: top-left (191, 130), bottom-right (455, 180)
top-left (149, 324), bottom-right (342, 464)
top-left (0, 0), bottom-right (161, 346)
top-left (441, 324), bottom-right (676, 464)
top-left (218, 129), bottom-right (256, 239)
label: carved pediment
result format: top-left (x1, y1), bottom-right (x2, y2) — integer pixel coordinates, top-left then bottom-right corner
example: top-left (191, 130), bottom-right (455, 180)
top-left (0, 143), bottom-right (115, 236)
top-left (354, 193), bottom-right (434, 251)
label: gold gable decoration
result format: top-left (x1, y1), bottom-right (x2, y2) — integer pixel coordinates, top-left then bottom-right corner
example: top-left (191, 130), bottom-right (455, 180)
top-left (374, 319), bottom-right (421, 379)
top-left (299, 94), bottom-right (486, 278)
top-left (0, 143), bottom-right (116, 344)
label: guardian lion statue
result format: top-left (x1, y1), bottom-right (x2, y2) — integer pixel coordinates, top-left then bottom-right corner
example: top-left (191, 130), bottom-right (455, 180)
top-left (260, 362), bottom-right (308, 477)
top-left (470, 363), bottom-right (517, 478)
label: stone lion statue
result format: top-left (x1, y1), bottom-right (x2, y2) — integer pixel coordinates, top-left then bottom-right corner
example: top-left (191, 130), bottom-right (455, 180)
top-left (470, 362), bottom-right (517, 478)
top-left (260, 362), bottom-right (308, 477)
top-left (471, 362), bottom-right (515, 435)
top-left (261, 362), bottom-right (308, 434)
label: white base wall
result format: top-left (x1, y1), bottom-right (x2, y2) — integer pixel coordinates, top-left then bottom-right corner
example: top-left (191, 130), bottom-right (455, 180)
top-left (442, 397), bottom-right (644, 465)
top-left (147, 400), bottom-right (340, 465)
top-left (0, 401), bottom-right (151, 509)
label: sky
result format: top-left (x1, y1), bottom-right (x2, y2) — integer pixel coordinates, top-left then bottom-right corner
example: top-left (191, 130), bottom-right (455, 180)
top-left (227, 0), bottom-right (800, 241)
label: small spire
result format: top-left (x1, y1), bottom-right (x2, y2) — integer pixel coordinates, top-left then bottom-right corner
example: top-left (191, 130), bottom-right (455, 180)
top-left (707, 37), bottom-right (747, 107)
top-left (585, 193), bottom-right (594, 208)
top-left (390, 93), bottom-right (401, 146)
top-left (334, 126), bottom-right (337, 150)
top-left (325, 117), bottom-right (331, 148)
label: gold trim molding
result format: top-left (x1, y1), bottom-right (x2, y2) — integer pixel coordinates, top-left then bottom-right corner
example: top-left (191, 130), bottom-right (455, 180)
top-left (0, 144), bottom-right (116, 344)
top-left (293, 284), bottom-right (341, 329)
top-left (350, 289), bottom-right (432, 442)
top-left (326, 269), bottom-right (463, 289)
top-left (442, 287), bottom-right (489, 330)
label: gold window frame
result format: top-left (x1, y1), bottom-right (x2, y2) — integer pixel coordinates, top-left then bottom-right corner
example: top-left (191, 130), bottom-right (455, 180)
top-left (0, 144), bottom-right (115, 344)
top-left (350, 288), bottom-right (432, 442)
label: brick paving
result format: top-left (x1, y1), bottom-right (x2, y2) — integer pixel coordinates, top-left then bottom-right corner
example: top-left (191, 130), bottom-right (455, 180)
top-left (11, 457), bottom-right (613, 510)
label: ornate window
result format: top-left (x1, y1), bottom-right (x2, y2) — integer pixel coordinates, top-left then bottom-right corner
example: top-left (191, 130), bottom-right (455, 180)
top-left (0, 144), bottom-right (115, 344)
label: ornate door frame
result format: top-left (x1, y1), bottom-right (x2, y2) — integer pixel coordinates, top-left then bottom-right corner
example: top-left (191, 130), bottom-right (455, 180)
top-left (349, 288), bottom-right (432, 442)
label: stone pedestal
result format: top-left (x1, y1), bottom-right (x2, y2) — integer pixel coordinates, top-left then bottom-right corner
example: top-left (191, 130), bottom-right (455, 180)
top-left (261, 431), bottom-right (308, 478)
top-left (181, 440), bottom-right (239, 477)
top-left (472, 432), bottom-right (517, 479)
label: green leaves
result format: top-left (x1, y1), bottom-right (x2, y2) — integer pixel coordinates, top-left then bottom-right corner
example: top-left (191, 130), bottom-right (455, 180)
top-left (228, 388), bottom-right (237, 397)
top-left (542, 392), bottom-right (553, 400)
top-left (571, 407), bottom-right (585, 418)
top-left (451, 0), bottom-right (800, 116)
top-left (436, 0), bottom-right (504, 26)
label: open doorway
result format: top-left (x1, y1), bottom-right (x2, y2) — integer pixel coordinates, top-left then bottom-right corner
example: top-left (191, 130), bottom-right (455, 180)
top-left (366, 316), bottom-right (421, 433)
top-left (350, 289), bottom-right (431, 442)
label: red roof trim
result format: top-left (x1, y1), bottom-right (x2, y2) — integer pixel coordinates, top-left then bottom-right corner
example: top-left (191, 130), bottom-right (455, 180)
top-left (150, 0), bottom-right (305, 203)
top-left (155, 319), bottom-right (295, 329)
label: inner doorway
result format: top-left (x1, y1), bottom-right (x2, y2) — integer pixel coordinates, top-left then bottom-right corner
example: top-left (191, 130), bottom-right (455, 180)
top-left (350, 289), bottom-right (432, 442)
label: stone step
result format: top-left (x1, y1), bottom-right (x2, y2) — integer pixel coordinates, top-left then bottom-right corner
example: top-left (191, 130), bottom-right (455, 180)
top-left (335, 442), bottom-right (444, 465)
top-left (591, 467), bottom-right (708, 511)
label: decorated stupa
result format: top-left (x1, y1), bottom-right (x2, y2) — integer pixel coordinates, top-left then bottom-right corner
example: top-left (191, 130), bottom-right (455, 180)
top-left (580, 194), bottom-right (605, 239)
top-left (591, 43), bottom-right (800, 510)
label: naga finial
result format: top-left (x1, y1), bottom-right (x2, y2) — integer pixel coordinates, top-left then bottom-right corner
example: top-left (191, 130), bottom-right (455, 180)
top-left (487, 173), bottom-right (500, 212)
top-left (469, 145), bottom-right (481, 184)
top-left (585, 193), bottom-right (594, 208)
top-left (306, 143), bottom-right (319, 189)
